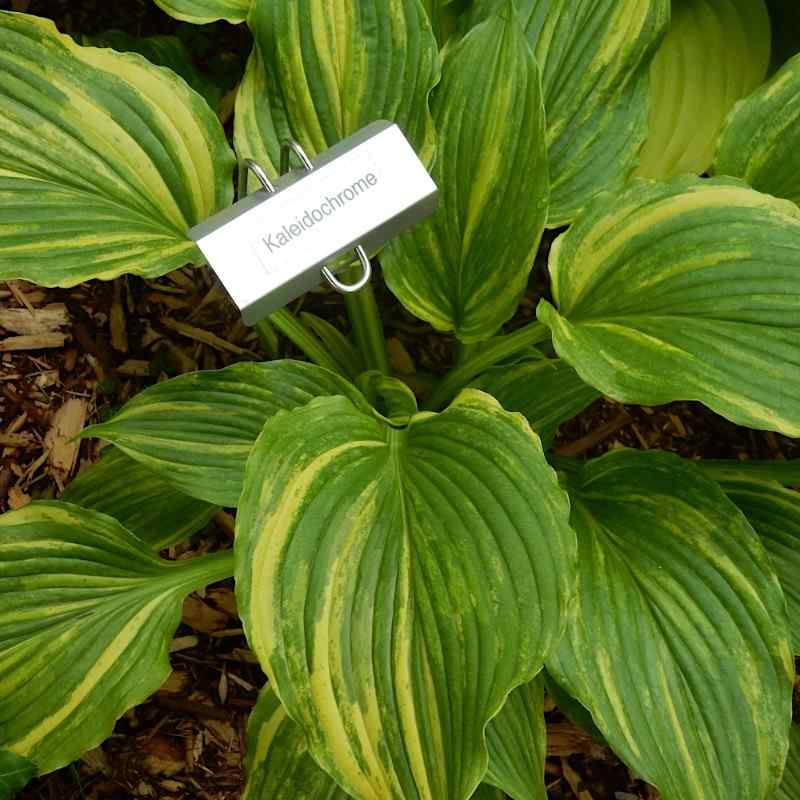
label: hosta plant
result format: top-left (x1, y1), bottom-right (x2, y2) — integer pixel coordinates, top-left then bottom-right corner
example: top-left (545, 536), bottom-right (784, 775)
top-left (1, 1), bottom-right (800, 799)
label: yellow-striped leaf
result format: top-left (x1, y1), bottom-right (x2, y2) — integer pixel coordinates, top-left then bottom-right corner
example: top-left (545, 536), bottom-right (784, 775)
top-left (236, 390), bottom-right (576, 800)
top-left (777, 725), bottom-right (800, 800)
top-left (485, 678), bottom-right (546, 800)
top-left (83, 360), bottom-right (368, 507)
top-left (244, 684), bottom-right (349, 800)
top-left (244, 684), bottom-right (512, 800)
top-left (382, 6), bottom-right (549, 342)
top-left (717, 477), bottom-right (800, 654)
top-left (635, 0), bottom-right (771, 179)
top-left (0, 12), bottom-right (234, 287)
top-left (714, 52), bottom-right (800, 207)
top-left (62, 447), bottom-right (219, 550)
top-left (537, 176), bottom-right (800, 437)
top-left (459, 0), bottom-right (668, 225)
top-left (153, 0), bottom-right (251, 24)
top-left (546, 450), bottom-right (793, 800)
top-left (0, 502), bottom-right (234, 778)
top-left (234, 0), bottom-right (439, 179)
top-left (472, 359), bottom-right (600, 449)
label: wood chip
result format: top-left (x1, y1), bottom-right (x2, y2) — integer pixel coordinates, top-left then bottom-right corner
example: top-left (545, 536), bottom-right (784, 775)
top-left (160, 317), bottom-right (256, 357)
top-left (0, 303), bottom-right (69, 335)
top-left (44, 397), bottom-right (88, 489)
top-left (0, 432), bottom-right (33, 448)
top-left (118, 359), bottom-right (151, 377)
top-left (0, 333), bottom-right (67, 352)
top-left (169, 635), bottom-right (200, 653)
top-left (182, 595), bottom-right (229, 634)
top-left (561, 757), bottom-right (594, 800)
top-left (8, 486), bottom-right (31, 509)
top-left (555, 409), bottom-right (632, 457)
top-left (110, 281), bottom-right (129, 353)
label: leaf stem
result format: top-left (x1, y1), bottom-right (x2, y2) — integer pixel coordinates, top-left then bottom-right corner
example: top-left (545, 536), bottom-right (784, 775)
top-left (267, 309), bottom-right (344, 375)
top-left (343, 277), bottom-right (390, 375)
top-left (171, 548), bottom-right (235, 593)
top-left (424, 321), bottom-right (551, 410)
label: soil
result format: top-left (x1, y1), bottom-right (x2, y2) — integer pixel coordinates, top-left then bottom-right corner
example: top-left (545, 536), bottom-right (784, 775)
top-left (2, 3), bottom-right (799, 800)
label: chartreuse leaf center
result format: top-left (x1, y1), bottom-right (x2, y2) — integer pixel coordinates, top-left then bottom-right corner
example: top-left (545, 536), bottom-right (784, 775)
top-left (235, 389), bottom-right (576, 800)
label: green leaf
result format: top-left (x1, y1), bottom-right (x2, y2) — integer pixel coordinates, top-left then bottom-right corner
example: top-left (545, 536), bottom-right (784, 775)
top-left (537, 176), bottom-right (800, 437)
top-left (300, 312), bottom-right (366, 381)
top-left (0, 13), bottom-right (234, 288)
top-left (382, 6), bottom-right (549, 343)
top-left (0, 750), bottom-right (35, 799)
top-left (244, 684), bottom-right (350, 800)
top-left (153, 0), bottom-right (251, 24)
top-left (546, 449), bottom-right (794, 800)
top-left (472, 359), bottom-right (600, 449)
top-left (244, 684), bottom-right (512, 800)
top-left (234, 0), bottom-right (439, 179)
top-left (470, 788), bottom-right (505, 800)
top-left (236, 389), bottom-right (576, 800)
top-left (62, 447), bottom-right (219, 550)
top-left (714, 52), bottom-right (800, 207)
top-left (80, 30), bottom-right (222, 111)
top-left (635, 0), bottom-right (771, 179)
top-left (717, 477), bottom-right (800, 654)
top-left (485, 678), bottom-right (546, 800)
top-left (459, 0), bottom-right (668, 226)
top-left (0, 502), bottom-right (234, 775)
top-left (422, 0), bottom-right (467, 44)
top-left (697, 460), bottom-right (800, 486)
top-left (83, 360), bottom-right (368, 508)
top-left (776, 725), bottom-right (800, 800)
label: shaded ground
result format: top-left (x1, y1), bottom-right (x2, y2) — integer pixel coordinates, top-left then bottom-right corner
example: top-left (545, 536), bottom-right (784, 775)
top-left (2, 2), bottom-right (799, 799)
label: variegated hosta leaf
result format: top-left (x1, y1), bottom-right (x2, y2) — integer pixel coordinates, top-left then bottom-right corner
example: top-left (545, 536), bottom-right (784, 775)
top-left (459, 0), bottom-right (669, 226)
top-left (547, 450), bottom-right (794, 800)
top-left (485, 677), bottom-right (546, 800)
top-left (635, 0), bottom-right (771, 179)
top-left (714, 53), bottom-right (800, 207)
top-left (0, 13), bottom-right (234, 287)
top-left (382, 6), bottom-right (549, 343)
top-left (81, 30), bottom-right (223, 111)
top-left (776, 725), bottom-right (800, 800)
top-left (244, 685), bottom-right (510, 800)
top-left (153, 0), bottom-right (251, 24)
top-left (717, 477), bottom-right (800, 654)
top-left (472, 359), bottom-right (600, 449)
top-left (62, 447), bottom-right (219, 550)
top-left (537, 176), bottom-right (800, 437)
top-left (0, 502), bottom-right (234, 777)
top-left (422, 0), bottom-right (464, 44)
top-left (234, 0), bottom-right (439, 178)
top-left (236, 390), bottom-right (576, 800)
top-left (244, 684), bottom-right (349, 800)
top-left (83, 360), bottom-right (368, 508)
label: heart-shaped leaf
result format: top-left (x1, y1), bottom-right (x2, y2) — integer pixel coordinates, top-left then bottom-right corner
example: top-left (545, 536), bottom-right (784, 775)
top-left (714, 52), bottom-right (800, 207)
top-left (0, 502), bottom-right (234, 777)
top-left (717, 477), bottom-right (800, 654)
top-left (382, 5), bottom-right (549, 342)
top-left (459, 0), bottom-right (669, 225)
top-left (472, 359), bottom-right (600, 449)
top-left (236, 390), bottom-right (576, 800)
top-left (83, 361), bottom-right (368, 507)
top-left (234, 0), bottom-right (439, 178)
top-left (0, 12), bottom-right (234, 287)
top-left (635, 0), bottom-right (771, 179)
top-left (62, 447), bottom-right (219, 550)
top-left (484, 677), bottom-right (546, 800)
top-left (537, 176), bottom-right (800, 436)
top-left (547, 450), bottom-right (793, 800)
top-left (153, 0), bottom-right (251, 24)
